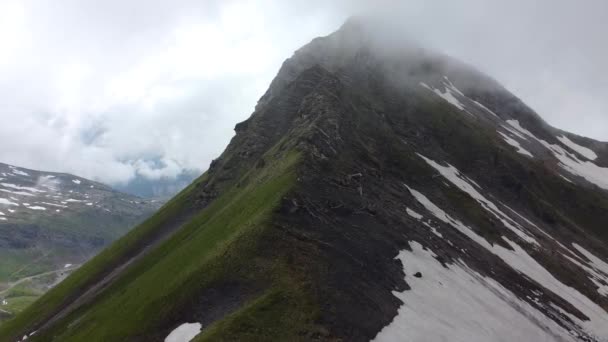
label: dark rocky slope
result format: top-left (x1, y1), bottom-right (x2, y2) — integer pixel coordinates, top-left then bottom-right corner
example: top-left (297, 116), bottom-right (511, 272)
top-left (2, 19), bottom-right (608, 341)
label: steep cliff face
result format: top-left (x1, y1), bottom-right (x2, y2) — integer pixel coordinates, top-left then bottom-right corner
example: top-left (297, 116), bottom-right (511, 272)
top-left (2, 19), bottom-right (608, 342)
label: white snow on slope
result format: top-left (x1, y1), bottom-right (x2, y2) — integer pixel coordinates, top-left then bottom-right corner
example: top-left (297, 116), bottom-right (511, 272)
top-left (27, 206), bottom-right (46, 211)
top-left (563, 253), bottom-right (608, 297)
top-left (420, 81), bottom-right (468, 112)
top-left (540, 140), bottom-right (608, 190)
top-left (9, 167), bottom-right (29, 176)
top-left (570, 244), bottom-right (608, 296)
top-left (0, 198), bottom-right (19, 206)
top-left (0, 183), bottom-right (45, 193)
top-left (405, 185), bottom-right (608, 340)
top-left (473, 100), bottom-right (499, 117)
top-left (406, 208), bottom-right (423, 220)
top-left (506, 120), bottom-right (608, 189)
top-left (573, 244), bottom-right (608, 276)
top-left (499, 132), bottom-right (534, 157)
top-left (72, 179), bottom-right (81, 185)
top-left (165, 322), bottom-right (202, 342)
top-left (503, 125), bottom-right (529, 141)
top-left (40, 202), bottom-right (68, 208)
top-left (502, 205), bottom-right (576, 255)
top-left (417, 154), bottom-right (538, 245)
top-left (0, 189), bottom-right (34, 196)
top-left (557, 136), bottom-right (598, 161)
top-left (373, 241), bottom-right (575, 342)
top-left (506, 120), bottom-right (537, 139)
top-left (406, 207), bottom-right (443, 238)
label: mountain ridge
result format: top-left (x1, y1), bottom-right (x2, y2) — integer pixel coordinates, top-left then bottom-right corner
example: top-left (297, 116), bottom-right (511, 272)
top-left (2, 20), bottom-right (608, 341)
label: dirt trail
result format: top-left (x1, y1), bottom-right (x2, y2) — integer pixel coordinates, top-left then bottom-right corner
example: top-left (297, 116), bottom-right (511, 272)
top-left (0, 265), bottom-right (80, 297)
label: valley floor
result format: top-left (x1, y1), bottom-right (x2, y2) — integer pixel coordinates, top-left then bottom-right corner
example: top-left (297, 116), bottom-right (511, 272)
top-left (0, 265), bottom-right (79, 323)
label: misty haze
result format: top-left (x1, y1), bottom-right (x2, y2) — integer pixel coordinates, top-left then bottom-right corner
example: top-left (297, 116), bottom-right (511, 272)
top-left (1, 1), bottom-right (608, 341)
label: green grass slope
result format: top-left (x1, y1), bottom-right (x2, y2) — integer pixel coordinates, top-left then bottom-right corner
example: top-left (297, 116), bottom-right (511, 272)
top-left (0, 148), bottom-right (320, 341)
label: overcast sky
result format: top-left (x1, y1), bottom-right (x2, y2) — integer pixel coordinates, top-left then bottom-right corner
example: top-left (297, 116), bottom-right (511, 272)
top-left (0, 0), bottom-right (606, 186)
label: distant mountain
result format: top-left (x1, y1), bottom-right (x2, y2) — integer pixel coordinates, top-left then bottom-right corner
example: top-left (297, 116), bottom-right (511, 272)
top-left (114, 170), bottom-right (200, 199)
top-left (0, 162), bottom-right (160, 322)
top-left (3, 19), bottom-right (608, 341)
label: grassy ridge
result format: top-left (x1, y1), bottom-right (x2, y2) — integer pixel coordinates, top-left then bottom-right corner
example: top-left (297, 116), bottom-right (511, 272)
top-left (0, 173), bottom-right (204, 339)
top-left (1, 149), bottom-right (315, 341)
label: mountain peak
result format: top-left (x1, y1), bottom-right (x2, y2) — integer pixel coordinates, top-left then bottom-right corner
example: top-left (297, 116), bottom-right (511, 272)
top-left (3, 22), bottom-right (608, 342)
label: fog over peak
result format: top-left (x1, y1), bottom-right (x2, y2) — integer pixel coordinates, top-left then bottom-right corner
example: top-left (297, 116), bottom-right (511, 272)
top-left (0, 0), bottom-right (606, 186)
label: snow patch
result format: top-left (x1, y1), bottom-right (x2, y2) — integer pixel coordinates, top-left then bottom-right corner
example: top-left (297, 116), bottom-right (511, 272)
top-left (540, 140), bottom-right (608, 190)
top-left (165, 322), bottom-right (202, 342)
top-left (72, 179), bottom-right (81, 184)
top-left (499, 132), bottom-right (534, 157)
top-left (40, 202), bottom-right (68, 208)
top-left (563, 253), bottom-right (608, 297)
top-left (406, 185), bottom-right (608, 339)
top-left (373, 241), bottom-right (575, 342)
top-left (420, 81), bottom-right (468, 113)
top-left (0, 189), bottom-right (34, 196)
top-left (557, 136), bottom-right (598, 161)
top-left (503, 125), bottom-right (528, 141)
top-left (569, 244), bottom-right (608, 296)
top-left (506, 120), bottom-right (608, 189)
top-left (27, 205), bottom-right (46, 211)
top-left (0, 183), bottom-right (45, 193)
top-left (9, 166), bottom-right (29, 176)
top-left (0, 198), bottom-right (19, 206)
top-left (506, 120), bottom-right (537, 139)
top-left (406, 208), bottom-right (423, 220)
top-left (417, 154), bottom-right (538, 245)
top-left (407, 207), bottom-right (442, 238)
top-left (473, 100), bottom-right (499, 117)
top-left (572, 244), bottom-right (608, 276)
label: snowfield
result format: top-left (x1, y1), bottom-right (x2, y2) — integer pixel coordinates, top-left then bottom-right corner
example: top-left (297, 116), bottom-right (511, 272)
top-left (404, 183), bottom-right (608, 340)
top-left (499, 132), bottom-right (534, 157)
top-left (421, 81), bottom-right (467, 112)
top-left (374, 241), bottom-right (575, 342)
top-left (557, 135), bottom-right (598, 161)
top-left (0, 198), bottom-right (19, 206)
top-left (417, 154), bottom-right (538, 246)
top-left (506, 120), bottom-right (608, 190)
top-left (165, 323), bottom-right (202, 342)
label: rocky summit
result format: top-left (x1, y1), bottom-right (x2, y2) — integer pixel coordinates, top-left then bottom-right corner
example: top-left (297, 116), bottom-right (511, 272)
top-left (0, 162), bottom-right (160, 322)
top-left (2, 18), bottom-right (608, 341)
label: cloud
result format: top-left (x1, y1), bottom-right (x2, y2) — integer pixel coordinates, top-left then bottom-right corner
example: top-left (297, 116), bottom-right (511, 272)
top-left (0, 0), bottom-right (606, 186)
